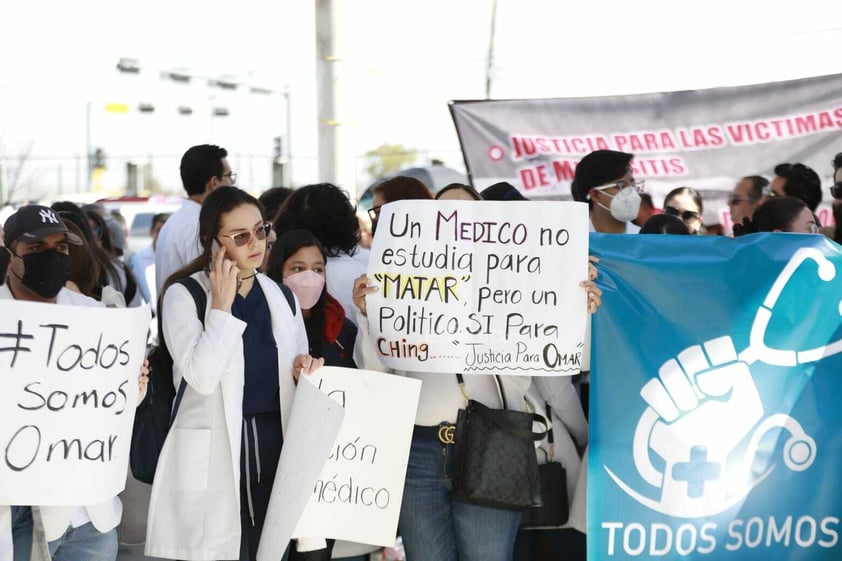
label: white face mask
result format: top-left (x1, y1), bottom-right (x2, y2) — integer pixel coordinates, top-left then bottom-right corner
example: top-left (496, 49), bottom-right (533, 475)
top-left (283, 270), bottom-right (325, 310)
top-left (596, 186), bottom-right (642, 223)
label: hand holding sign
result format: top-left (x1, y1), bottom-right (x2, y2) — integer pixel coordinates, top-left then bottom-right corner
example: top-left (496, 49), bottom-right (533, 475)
top-left (352, 274), bottom-right (377, 316)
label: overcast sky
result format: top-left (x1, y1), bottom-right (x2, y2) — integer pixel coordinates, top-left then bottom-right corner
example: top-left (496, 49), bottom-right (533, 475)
top-left (2, 0), bottom-right (840, 197)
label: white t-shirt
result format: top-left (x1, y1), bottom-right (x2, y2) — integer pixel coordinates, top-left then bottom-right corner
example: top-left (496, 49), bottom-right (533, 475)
top-left (154, 199), bottom-right (201, 294)
top-left (326, 248), bottom-right (370, 325)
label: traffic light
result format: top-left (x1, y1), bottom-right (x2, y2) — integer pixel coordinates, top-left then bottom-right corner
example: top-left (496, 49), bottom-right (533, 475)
top-left (273, 137), bottom-right (283, 162)
top-left (93, 147), bottom-right (106, 170)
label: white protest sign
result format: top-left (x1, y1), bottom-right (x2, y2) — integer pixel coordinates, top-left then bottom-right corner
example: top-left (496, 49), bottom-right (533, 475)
top-left (293, 366), bottom-right (421, 547)
top-left (0, 300), bottom-right (150, 505)
top-left (366, 200), bottom-right (589, 375)
top-left (258, 375), bottom-right (345, 561)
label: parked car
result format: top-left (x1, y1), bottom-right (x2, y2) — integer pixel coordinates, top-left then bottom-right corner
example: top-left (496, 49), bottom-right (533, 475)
top-left (97, 195), bottom-right (182, 254)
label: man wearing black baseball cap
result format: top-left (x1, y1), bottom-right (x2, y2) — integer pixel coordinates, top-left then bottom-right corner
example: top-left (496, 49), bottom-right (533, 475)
top-left (3, 205), bottom-right (82, 301)
top-left (2, 205), bottom-right (133, 561)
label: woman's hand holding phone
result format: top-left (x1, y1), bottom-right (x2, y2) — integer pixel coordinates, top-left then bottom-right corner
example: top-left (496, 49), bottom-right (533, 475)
top-left (209, 243), bottom-right (238, 313)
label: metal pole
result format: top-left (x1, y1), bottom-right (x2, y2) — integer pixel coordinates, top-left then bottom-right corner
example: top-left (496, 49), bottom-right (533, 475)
top-left (316, 0), bottom-right (338, 184)
top-left (284, 87), bottom-right (293, 186)
top-left (485, 0), bottom-right (498, 99)
top-left (85, 100), bottom-right (92, 191)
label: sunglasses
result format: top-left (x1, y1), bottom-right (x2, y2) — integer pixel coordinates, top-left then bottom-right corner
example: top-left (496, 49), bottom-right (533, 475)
top-left (217, 223), bottom-right (271, 247)
top-left (831, 183), bottom-right (842, 200)
top-left (664, 206), bottom-right (701, 222)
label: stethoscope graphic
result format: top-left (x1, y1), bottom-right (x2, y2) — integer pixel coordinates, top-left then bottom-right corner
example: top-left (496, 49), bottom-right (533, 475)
top-left (607, 247), bottom-right (836, 518)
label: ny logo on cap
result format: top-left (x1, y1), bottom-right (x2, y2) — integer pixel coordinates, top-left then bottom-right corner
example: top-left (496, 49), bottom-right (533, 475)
top-left (39, 209), bottom-right (59, 224)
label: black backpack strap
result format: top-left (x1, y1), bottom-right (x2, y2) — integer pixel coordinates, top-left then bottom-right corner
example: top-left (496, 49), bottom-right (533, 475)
top-left (168, 276), bottom-right (207, 427)
top-left (276, 281), bottom-right (297, 316)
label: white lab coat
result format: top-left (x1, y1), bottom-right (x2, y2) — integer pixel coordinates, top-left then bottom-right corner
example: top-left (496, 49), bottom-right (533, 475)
top-left (145, 272), bottom-right (308, 560)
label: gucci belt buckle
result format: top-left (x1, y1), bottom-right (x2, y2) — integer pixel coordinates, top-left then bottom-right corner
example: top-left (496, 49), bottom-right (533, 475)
top-left (437, 424), bottom-right (455, 444)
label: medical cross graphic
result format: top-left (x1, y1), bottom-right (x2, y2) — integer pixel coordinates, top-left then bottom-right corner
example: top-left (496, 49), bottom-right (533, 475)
top-left (672, 445), bottom-right (721, 499)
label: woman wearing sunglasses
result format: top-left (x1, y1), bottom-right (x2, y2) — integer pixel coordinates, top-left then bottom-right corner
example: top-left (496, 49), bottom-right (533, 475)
top-left (147, 186), bottom-right (324, 561)
top-left (663, 187), bottom-right (704, 235)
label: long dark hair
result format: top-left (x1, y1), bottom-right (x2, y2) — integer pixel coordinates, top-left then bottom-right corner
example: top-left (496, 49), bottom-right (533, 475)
top-left (273, 183), bottom-right (360, 257)
top-left (265, 229), bottom-right (328, 357)
top-left (162, 186), bottom-right (264, 296)
top-left (53, 203), bottom-right (122, 301)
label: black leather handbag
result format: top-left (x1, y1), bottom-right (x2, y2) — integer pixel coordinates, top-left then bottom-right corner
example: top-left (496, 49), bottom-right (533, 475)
top-left (451, 375), bottom-right (548, 511)
top-left (520, 403), bottom-right (570, 528)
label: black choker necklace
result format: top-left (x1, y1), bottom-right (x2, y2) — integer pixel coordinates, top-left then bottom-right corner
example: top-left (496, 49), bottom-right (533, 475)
top-left (240, 273), bottom-right (256, 281)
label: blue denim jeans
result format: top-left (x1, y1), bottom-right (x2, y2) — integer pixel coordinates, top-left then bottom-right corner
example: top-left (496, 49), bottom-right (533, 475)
top-left (399, 430), bottom-right (520, 561)
top-left (11, 506), bottom-right (33, 561)
top-left (48, 522), bottom-right (118, 561)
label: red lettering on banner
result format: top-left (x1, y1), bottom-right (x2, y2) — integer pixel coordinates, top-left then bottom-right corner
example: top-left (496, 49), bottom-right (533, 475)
top-left (509, 134), bottom-right (610, 161)
top-left (630, 157), bottom-right (687, 177)
top-left (677, 126), bottom-right (726, 150)
top-left (725, 108), bottom-right (842, 145)
top-left (552, 159), bottom-right (577, 182)
top-left (612, 130), bottom-right (677, 153)
top-left (519, 165), bottom-right (551, 190)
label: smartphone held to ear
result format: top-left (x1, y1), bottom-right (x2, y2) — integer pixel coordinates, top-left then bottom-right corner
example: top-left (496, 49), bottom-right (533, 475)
top-left (207, 240), bottom-right (222, 271)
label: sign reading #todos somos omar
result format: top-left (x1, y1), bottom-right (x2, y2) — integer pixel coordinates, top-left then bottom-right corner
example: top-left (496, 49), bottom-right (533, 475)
top-left (0, 300), bottom-right (150, 505)
top-left (366, 199), bottom-right (589, 375)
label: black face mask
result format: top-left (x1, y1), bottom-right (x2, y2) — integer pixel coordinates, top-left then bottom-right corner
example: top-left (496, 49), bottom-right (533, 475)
top-left (0, 247), bottom-right (9, 286)
top-left (12, 249), bottom-right (71, 298)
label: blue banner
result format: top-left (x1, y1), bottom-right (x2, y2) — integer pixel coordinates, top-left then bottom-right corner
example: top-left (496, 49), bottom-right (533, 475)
top-left (588, 232), bottom-right (842, 560)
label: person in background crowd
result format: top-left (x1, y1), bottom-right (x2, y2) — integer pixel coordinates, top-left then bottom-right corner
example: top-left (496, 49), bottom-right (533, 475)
top-left (732, 196), bottom-right (819, 235)
top-left (770, 162), bottom-right (822, 212)
top-left (257, 187), bottom-right (293, 272)
top-left (436, 182), bottom-right (483, 201)
top-left (2, 205), bottom-right (149, 561)
top-left (358, 175), bottom-right (527, 561)
top-left (273, 184), bottom-right (375, 561)
top-left (663, 187), bottom-right (704, 235)
top-left (632, 192), bottom-right (657, 228)
top-left (480, 181), bottom-right (526, 201)
top-left (728, 175), bottom-right (770, 232)
top-left (640, 213), bottom-right (691, 235)
top-left (265, 229), bottom-right (359, 561)
top-left (59, 218), bottom-right (102, 296)
top-left (353, 177), bottom-right (602, 561)
top-left (274, 183), bottom-right (369, 326)
top-left (146, 186), bottom-right (322, 561)
top-left (259, 186), bottom-right (294, 222)
top-left (571, 150), bottom-right (642, 234)
top-left (155, 144), bottom-right (234, 293)
top-left (368, 175), bottom-right (434, 234)
top-left (128, 212), bottom-right (170, 313)
top-left (0, 223), bottom-right (7, 285)
top-left (52, 202), bottom-right (138, 307)
top-left (267, 229), bottom-right (357, 370)
top-left (84, 209), bottom-right (141, 306)
top-left (82, 204), bottom-right (128, 260)
top-left (822, 153), bottom-right (842, 243)
top-left (107, 210), bottom-right (129, 259)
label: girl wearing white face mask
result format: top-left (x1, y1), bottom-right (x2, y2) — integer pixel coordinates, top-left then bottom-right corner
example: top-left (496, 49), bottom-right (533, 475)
top-left (265, 230), bottom-right (359, 561)
top-left (268, 229), bottom-right (358, 370)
